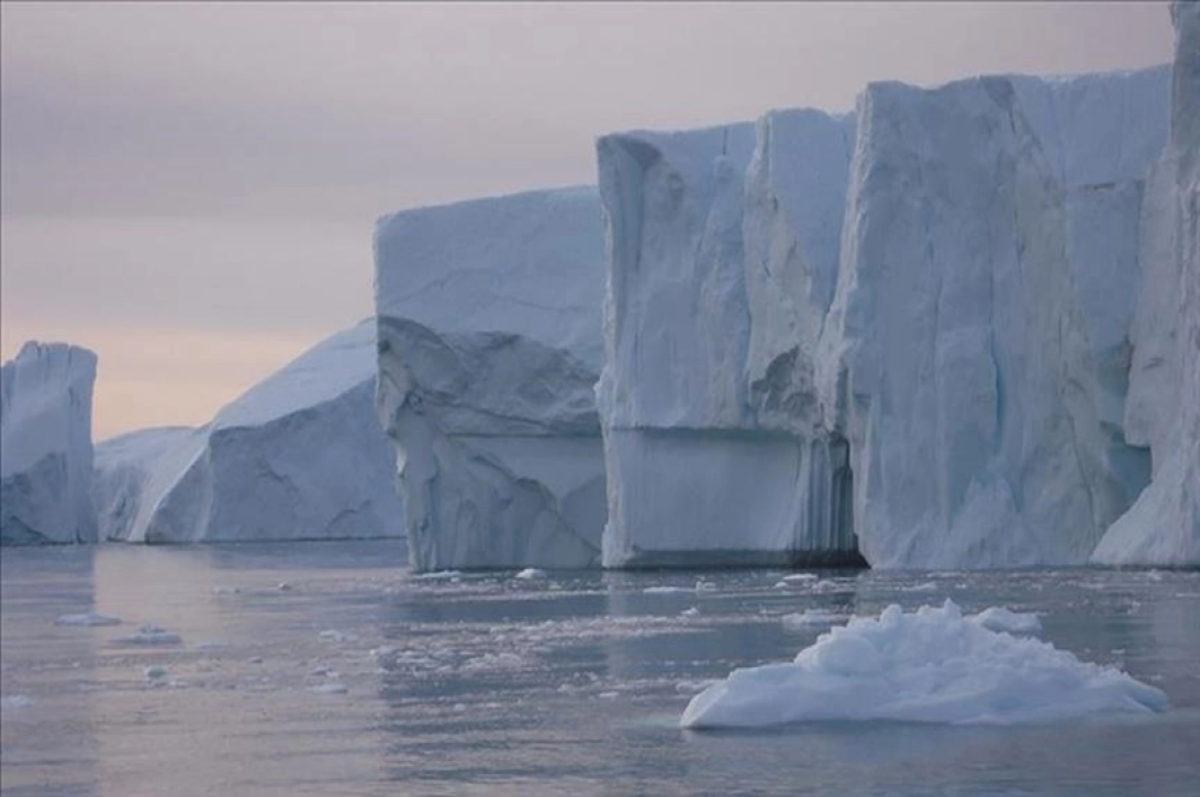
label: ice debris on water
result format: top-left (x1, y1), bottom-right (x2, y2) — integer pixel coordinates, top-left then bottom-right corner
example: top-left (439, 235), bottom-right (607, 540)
top-left (111, 624), bottom-right (183, 646)
top-left (55, 612), bottom-right (122, 627)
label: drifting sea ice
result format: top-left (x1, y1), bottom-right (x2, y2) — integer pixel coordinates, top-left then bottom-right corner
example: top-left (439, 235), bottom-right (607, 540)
top-left (681, 600), bottom-right (1166, 729)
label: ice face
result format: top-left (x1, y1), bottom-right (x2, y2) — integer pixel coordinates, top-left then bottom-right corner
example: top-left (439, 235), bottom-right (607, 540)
top-left (596, 118), bottom-right (862, 568)
top-left (817, 66), bottom-right (1170, 568)
top-left (1, 342), bottom-right (98, 545)
top-left (374, 188), bottom-right (607, 572)
top-left (93, 321), bottom-right (405, 543)
top-left (1093, 0), bottom-right (1200, 566)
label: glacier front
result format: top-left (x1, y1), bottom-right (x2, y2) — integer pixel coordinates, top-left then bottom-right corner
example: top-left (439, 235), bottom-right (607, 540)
top-left (1, 342), bottom-right (98, 545)
top-left (1092, 0), bottom-right (1200, 566)
top-left (94, 321), bottom-right (405, 543)
top-left (374, 187), bottom-right (607, 571)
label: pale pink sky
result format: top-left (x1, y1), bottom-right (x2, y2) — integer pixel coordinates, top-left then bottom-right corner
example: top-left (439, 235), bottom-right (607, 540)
top-left (0, 2), bottom-right (1174, 440)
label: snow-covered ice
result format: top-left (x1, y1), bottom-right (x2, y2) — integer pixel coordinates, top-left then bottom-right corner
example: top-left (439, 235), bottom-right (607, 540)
top-left (515, 568), bottom-right (547, 580)
top-left (374, 187), bottom-right (607, 571)
top-left (1, 342), bottom-right (98, 545)
top-left (93, 321), bottom-right (405, 542)
top-left (1093, 1), bottom-right (1200, 566)
top-left (681, 600), bottom-right (1167, 729)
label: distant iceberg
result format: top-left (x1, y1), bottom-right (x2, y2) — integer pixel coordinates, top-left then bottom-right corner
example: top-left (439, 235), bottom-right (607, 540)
top-left (374, 187), bottom-right (607, 571)
top-left (1, 342), bottom-right (98, 545)
top-left (680, 600), bottom-right (1167, 729)
top-left (94, 321), bottom-right (404, 542)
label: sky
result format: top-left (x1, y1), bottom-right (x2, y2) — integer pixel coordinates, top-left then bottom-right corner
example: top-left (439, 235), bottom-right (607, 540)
top-left (0, 1), bottom-right (1175, 440)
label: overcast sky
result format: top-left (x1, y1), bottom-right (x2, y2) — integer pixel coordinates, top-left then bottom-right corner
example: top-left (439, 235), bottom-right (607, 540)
top-left (0, 1), bottom-right (1175, 439)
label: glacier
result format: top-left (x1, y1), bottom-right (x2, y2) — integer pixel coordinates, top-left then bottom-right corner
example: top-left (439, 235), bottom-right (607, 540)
top-left (1093, 0), bottom-right (1200, 566)
top-left (1, 342), bottom-right (98, 545)
top-left (94, 321), bottom-right (405, 542)
top-left (373, 187), bottom-right (607, 571)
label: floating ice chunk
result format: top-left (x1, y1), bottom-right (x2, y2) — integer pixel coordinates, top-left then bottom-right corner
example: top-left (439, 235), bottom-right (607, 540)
top-left (318, 630), bottom-right (356, 643)
top-left (643, 586), bottom-right (693, 594)
top-left (144, 665), bottom-right (169, 681)
top-left (309, 683), bottom-right (348, 695)
top-left (412, 570), bottom-right (463, 581)
top-left (112, 625), bottom-right (183, 646)
top-left (1, 695), bottom-right (34, 709)
top-left (781, 609), bottom-right (849, 630)
top-left (681, 600), bottom-right (1166, 729)
top-left (781, 574), bottom-right (819, 583)
top-left (969, 607), bottom-right (1042, 635)
top-left (681, 607), bottom-right (701, 618)
top-left (55, 612), bottom-right (122, 627)
top-left (515, 568), bottom-right (547, 580)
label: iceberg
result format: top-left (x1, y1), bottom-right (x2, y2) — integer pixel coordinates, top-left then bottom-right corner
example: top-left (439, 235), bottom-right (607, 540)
top-left (94, 321), bottom-right (404, 542)
top-left (597, 114), bottom-right (864, 568)
top-left (680, 600), bottom-right (1167, 729)
top-left (1093, 0), bottom-right (1200, 567)
top-left (1, 342), bottom-right (98, 545)
top-left (374, 187), bottom-right (607, 571)
top-left (817, 65), bottom-right (1170, 568)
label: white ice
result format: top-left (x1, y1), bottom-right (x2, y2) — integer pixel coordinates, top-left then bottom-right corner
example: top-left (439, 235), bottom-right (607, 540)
top-left (680, 600), bottom-right (1166, 729)
top-left (1, 342), bottom-right (98, 545)
top-left (94, 320), bottom-right (404, 543)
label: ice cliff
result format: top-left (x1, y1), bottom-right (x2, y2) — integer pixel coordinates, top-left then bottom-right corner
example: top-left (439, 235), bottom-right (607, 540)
top-left (1, 342), bottom-right (98, 545)
top-left (596, 57), bottom-right (1179, 568)
top-left (819, 66), bottom-right (1171, 568)
top-left (94, 321), bottom-right (405, 542)
top-left (597, 114), bottom-right (864, 567)
top-left (1093, 1), bottom-right (1200, 566)
top-left (374, 187), bottom-right (607, 571)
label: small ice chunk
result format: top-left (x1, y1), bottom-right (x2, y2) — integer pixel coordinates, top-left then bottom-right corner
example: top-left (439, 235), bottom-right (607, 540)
top-left (248, 657), bottom-right (264, 664)
top-left (781, 573), bottom-right (819, 583)
top-left (309, 682), bottom-right (348, 695)
top-left (412, 570), bottom-right (462, 581)
top-left (781, 609), bottom-right (849, 630)
top-left (515, 568), bottom-right (547, 580)
top-left (695, 580), bottom-right (717, 592)
top-left (318, 630), bottom-right (356, 643)
top-left (1, 695), bottom-right (34, 709)
top-left (111, 624), bottom-right (183, 646)
top-left (144, 665), bottom-right (169, 681)
top-left (55, 612), bottom-right (122, 627)
top-left (643, 586), bottom-right (692, 594)
top-left (681, 600), bottom-right (1167, 729)
top-left (277, 582), bottom-right (292, 591)
top-left (969, 607), bottom-right (1042, 634)
top-left (680, 607), bottom-right (700, 618)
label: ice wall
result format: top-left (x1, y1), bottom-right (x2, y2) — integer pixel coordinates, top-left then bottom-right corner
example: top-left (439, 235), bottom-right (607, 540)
top-left (94, 321), bottom-right (405, 542)
top-left (1093, 1), bottom-right (1200, 566)
top-left (597, 115), bottom-right (863, 567)
top-left (1, 342), bottom-right (98, 545)
top-left (818, 66), bottom-right (1170, 568)
top-left (374, 187), bottom-right (607, 571)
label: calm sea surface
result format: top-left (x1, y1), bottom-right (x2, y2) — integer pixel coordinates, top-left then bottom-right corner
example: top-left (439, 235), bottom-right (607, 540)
top-left (2, 542), bottom-right (1198, 796)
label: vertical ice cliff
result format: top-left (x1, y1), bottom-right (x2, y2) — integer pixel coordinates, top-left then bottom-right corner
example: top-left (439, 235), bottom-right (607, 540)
top-left (94, 321), bottom-right (405, 542)
top-left (1093, 0), bottom-right (1200, 566)
top-left (1, 342), bottom-right (98, 545)
top-left (597, 114), bottom-right (863, 567)
top-left (817, 66), bottom-right (1170, 568)
top-left (374, 188), bottom-right (607, 571)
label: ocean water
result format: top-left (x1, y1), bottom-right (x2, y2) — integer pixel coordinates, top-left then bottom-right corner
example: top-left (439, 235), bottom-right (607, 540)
top-left (2, 542), bottom-right (1198, 796)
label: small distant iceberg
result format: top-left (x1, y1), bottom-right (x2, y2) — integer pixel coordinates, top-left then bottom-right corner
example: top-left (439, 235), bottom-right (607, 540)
top-left (681, 600), bottom-right (1166, 729)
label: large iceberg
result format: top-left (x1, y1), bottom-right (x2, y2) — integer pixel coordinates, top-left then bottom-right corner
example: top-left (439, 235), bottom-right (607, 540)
top-left (1, 342), bottom-right (98, 545)
top-left (94, 321), bottom-right (404, 542)
top-left (1093, 1), bottom-right (1200, 566)
top-left (597, 114), bottom-right (864, 568)
top-left (680, 600), bottom-right (1167, 729)
top-left (374, 187), bottom-right (607, 571)
top-left (818, 65), bottom-right (1171, 568)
